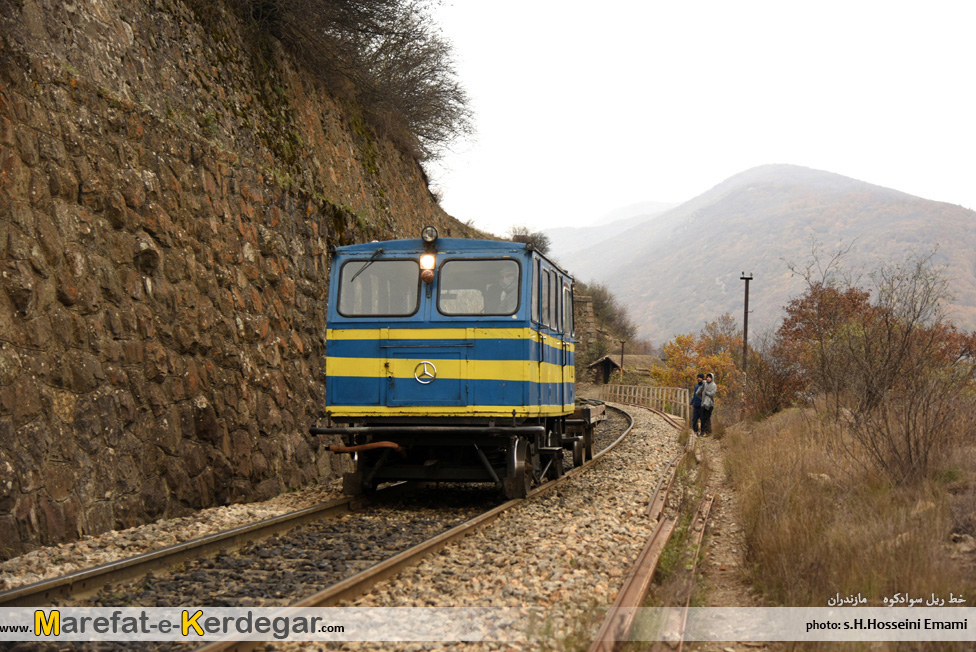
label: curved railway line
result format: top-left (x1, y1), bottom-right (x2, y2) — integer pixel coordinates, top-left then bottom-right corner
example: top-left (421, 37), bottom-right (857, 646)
top-left (0, 404), bottom-right (710, 650)
top-left (0, 407), bottom-right (632, 611)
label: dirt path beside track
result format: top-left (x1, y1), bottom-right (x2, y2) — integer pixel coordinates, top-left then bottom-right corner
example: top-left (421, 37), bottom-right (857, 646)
top-left (688, 436), bottom-right (779, 652)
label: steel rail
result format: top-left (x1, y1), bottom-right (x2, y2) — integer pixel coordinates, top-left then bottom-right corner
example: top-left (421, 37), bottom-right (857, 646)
top-left (648, 492), bottom-right (716, 652)
top-left (641, 404), bottom-right (686, 431)
top-left (0, 494), bottom-right (368, 608)
top-left (589, 405), bottom-right (687, 652)
top-left (647, 453), bottom-right (683, 519)
top-left (674, 492), bottom-right (715, 652)
top-left (194, 405), bottom-right (636, 652)
top-left (590, 517), bottom-right (677, 652)
top-left (1, 405), bottom-right (636, 648)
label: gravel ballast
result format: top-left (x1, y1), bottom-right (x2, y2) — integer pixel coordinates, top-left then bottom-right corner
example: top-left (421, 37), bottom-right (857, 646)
top-left (1, 404), bottom-right (681, 651)
top-left (0, 483), bottom-right (346, 592)
top-left (279, 405), bottom-right (681, 650)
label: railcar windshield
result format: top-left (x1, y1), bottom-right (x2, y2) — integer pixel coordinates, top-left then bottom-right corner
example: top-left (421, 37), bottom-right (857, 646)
top-left (438, 259), bottom-right (520, 316)
top-left (337, 259), bottom-right (420, 316)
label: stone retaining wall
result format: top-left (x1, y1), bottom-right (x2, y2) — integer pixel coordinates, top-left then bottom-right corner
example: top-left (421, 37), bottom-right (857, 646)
top-left (0, 0), bottom-right (478, 557)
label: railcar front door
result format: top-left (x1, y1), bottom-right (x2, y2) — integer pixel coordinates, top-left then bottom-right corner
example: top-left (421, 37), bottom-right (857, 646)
top-left (385, 344), bottom-right (467, 407)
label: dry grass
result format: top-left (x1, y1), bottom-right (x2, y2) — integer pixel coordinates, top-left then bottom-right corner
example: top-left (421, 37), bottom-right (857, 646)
top-left (724, 408), bottom-right (976, 610)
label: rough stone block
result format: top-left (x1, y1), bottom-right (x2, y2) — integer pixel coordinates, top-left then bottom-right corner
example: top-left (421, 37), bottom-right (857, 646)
top-left (113, 493), bottom-right (144, 530)
top-left (164, 456), bottom-right (194, 503)
top-left (55, 270), bottom-right (80, 306)
top-left (146, 382), bottom-right (168, 417)
top-left (84, 500), bottom-right (113, 536)
top-left (34, 208), bottom-right (64, 266)
top-left (122, 340), bottom-right (145, 365)
top-left (178, 440), bottom-right (206, 479)
top-left (250, 450), bottom-right (269, 480)
top-left (0, 344), bottom-right (22, 386)
top-left (144, 342), bottom-right (169, 382)
top-left (62, 493), bottom-right (84, 538)
top-left (194, 467), bottom-right (215, 506)
top-left (121, 168), bottom-right (146, 209)
top-left (65, 350), bottom-right (104, 394)
top-left (0, 375), bottom-right (42, 426)
top-left (40, 460), bottom-right (75, 502)
top-left (0, 514), bottom-right (24, 560)
top-left (190, 395), bottom-right (220, 444)
top-left (37, 492), bottom-right (67, 544)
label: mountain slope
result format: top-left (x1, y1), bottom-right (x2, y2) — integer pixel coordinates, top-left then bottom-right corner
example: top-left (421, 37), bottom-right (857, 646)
top-left (562, 165), bottom-right (976, 343)
top-left (545, 201), bottom-right (676, 265)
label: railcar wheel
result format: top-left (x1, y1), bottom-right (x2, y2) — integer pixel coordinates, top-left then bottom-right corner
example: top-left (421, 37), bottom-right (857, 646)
top-left (503, 438), bottom-right (532, 499)
top-left (572, 438), bottom-right (584, 468)
top-left (583, 427), bottom-right (594, 461)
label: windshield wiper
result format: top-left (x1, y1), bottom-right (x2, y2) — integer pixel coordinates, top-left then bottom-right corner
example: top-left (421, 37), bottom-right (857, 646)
top-left (349, 248), bottom-right (384, 283)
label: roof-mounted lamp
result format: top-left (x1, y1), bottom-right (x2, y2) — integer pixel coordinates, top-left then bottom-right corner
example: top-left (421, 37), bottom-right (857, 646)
top-left (421, 226), bottom-right (439, 245)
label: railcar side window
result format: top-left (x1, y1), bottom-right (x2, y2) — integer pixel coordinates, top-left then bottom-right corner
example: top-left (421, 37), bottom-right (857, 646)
top-left (549, 271), bottom-right (559, 331)
top-left (563, 283), bottom-right (574, 335)
top-left (531, 259), bottom-right (540, 323)
top-left (439, 259), bottom-right (520, 315)
top-left (337, 259), bottom-right (420, 316)
top-left (540, 269), bottom-right (550, 327)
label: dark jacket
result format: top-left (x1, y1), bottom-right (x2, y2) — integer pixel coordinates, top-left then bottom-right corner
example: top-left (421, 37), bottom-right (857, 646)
top-left (690, 381), bottom-right (703, 407)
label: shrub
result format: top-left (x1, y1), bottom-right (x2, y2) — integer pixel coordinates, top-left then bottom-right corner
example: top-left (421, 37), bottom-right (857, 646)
top-left (835, 259), bottom-right (976, 480)
top-left (742, 330), bottom-right (805, 420)
top-left (507, 225), bottom-right (552, 255)
top-left (576, 280), bottom-right (637, 343)
top-left (225, 0), bottom-right (472, 159)
top-left (784, 250), bottom-right (976, 484)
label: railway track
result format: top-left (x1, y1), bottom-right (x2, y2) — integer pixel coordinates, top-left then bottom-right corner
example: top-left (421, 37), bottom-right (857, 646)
top-left (193, 414), bottom-right (641, 652)
top-left (0, 407), bottom-right (634, 629)
top-left (0, 498), bottom-right (362, 609)
top-left (588, 405), bottom-right (716, 652)
top-left (1, 404), bottom-right (701, 650)
top-left (304, 403), bottom-right (678, 649)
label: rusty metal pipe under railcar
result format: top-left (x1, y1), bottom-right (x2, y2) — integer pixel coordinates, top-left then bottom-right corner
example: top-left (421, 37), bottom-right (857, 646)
top-left (310, 425), bottom-right (546, 437)
top-left (328, 441), bottom-right (405, 454)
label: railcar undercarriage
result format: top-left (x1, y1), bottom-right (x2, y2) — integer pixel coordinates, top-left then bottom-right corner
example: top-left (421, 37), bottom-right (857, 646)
top-left (311, 414), bottom-right (596, 499)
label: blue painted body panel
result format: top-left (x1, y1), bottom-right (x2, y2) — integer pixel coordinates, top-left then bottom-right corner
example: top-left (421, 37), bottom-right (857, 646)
top-left (324, 238), bottom-right (576, 419)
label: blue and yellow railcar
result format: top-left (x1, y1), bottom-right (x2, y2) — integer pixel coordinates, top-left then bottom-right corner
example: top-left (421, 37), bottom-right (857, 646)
top-left (311, 227), bottom-right (581, 498)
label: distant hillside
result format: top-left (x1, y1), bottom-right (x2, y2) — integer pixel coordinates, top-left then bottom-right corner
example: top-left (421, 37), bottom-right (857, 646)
top-left (561, 165), bottom-right (976, 343)
top-left (545, 202), bottom-right (675, 265)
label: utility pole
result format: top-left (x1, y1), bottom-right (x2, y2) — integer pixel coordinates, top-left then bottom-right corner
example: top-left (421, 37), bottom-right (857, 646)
top-left (740, 272), bottom-right (753, 375)
top-left (620, 340), bottom-right (626, 375)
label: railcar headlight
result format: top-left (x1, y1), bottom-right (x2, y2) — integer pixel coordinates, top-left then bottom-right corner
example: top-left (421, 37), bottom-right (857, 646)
top-left (421, 226), bottom-right (439, 244)
top-left (420, 253), bottom-right (436, 284)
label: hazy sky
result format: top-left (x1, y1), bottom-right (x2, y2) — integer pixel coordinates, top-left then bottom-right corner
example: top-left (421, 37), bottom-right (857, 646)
top-left (425, 1), bottom-right (976, 237)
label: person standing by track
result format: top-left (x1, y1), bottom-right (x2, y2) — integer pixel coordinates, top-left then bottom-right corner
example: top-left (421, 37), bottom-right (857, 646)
top-left (690, 373), bottom-right (704, 435)
top-left (700, 372), bottom-right (717, 436)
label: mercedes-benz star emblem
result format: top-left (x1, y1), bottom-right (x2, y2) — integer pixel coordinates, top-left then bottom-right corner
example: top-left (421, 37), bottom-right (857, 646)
top-left (414, 361), bottom-right (437, 384)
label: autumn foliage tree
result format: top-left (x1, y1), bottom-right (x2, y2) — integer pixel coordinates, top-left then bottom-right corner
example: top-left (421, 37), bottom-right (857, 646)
top-left (652, 314), bottom-right (744, 410)
top-left (774, 283), bottom-right (875, 410)
top-left (768, 248), bottom-right (976, 483)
